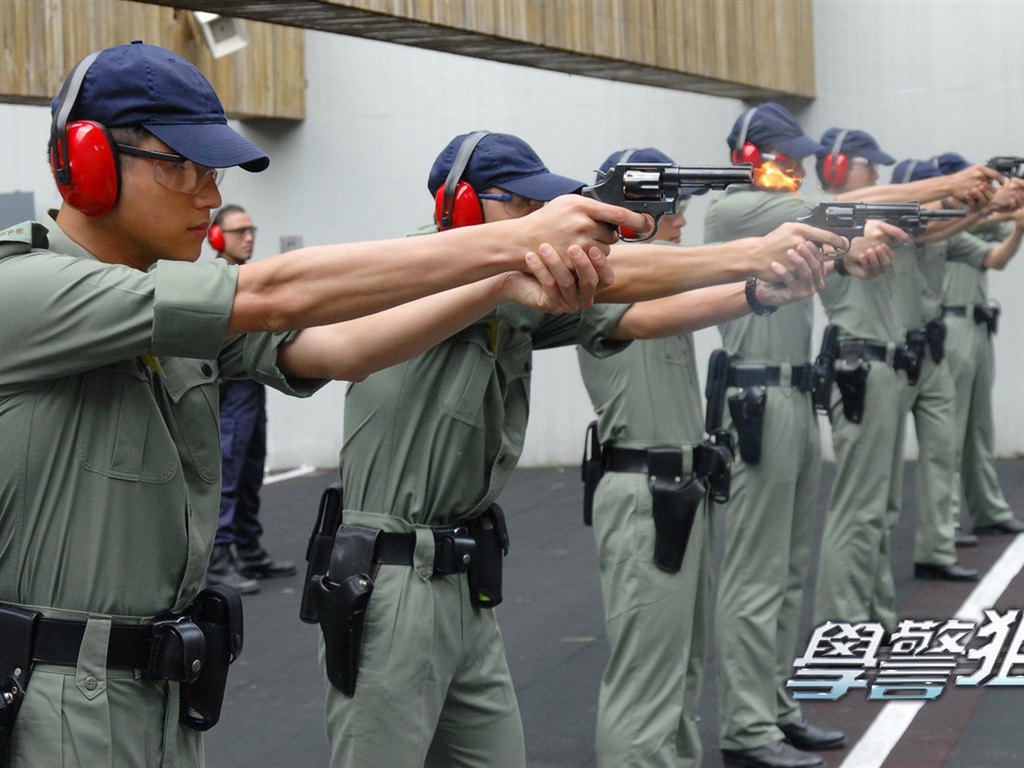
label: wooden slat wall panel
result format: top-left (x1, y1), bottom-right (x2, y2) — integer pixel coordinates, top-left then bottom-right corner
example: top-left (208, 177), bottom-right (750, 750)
top-left (0, 0), bottom-right (305, 119)
top-left (138, 0), bottom-right (815, 101)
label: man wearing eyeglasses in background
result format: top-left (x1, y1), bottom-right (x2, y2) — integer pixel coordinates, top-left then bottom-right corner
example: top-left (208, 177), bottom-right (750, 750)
top-left (205, 205), bottom-right (297, 596)
top-left (0, 42), bottom-right (645, 768)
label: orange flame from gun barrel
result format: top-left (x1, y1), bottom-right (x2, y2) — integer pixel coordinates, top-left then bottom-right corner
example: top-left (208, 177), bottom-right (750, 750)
top-left (753, 160), bottom-right (801, 193)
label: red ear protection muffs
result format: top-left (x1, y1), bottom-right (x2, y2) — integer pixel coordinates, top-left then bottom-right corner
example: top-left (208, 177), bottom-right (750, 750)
top-left (49, 52), bottom-right (123, 217)
top-left (822, 129), bottom-right (850, 188)
top-left (207, 224), bottom-right (225, 251)
top-left (434, 131), bottom-right (490, 230)
top-left (730, 107), bottom-right (762, 168)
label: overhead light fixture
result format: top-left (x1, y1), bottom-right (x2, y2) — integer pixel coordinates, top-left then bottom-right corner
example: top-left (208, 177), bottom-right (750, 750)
top-left (192, 11), bottom-right (250, 58)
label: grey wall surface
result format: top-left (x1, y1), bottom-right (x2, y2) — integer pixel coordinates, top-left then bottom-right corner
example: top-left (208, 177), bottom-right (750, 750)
top-left (3, 0), bottom-right (1023, 469)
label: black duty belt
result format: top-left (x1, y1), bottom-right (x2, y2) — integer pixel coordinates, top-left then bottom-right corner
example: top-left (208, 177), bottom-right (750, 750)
top-left (374, 524), bottom-right (476, 577)
top-left (602, 446), bottom-right (651, 474)
top-left (726, 364), bottom-right (816, 393)
top-left (838, 339), bottom-right (890, 363)
top-left (942, 305), bottom-right (968, 318)
top-left (32, 618), bottom-right (154, 669)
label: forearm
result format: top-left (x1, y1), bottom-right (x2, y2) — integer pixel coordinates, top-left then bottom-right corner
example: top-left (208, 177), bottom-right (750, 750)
top-left (598, 241), bottom-right (760, 302)
top-left (276, 276), bottom-right (506, 380)
top-left (983, 225), bottom-right (1024, 270)
top-left (839, 178), bottom-right (954, 205)
top-left (611, 282), bottom-right (748, 339)
top-left (229, 224), bottom-right (528, 335)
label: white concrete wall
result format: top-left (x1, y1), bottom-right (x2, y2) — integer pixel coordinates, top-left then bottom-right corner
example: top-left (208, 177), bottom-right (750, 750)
top-left (4, 0), bottom-right (1024, 469)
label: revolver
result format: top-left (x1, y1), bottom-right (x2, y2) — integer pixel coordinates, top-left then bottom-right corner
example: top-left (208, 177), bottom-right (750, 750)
top-left (987, 156), bottom-right (1024, 179)
top-left (581, 163), bottom-right (754, 242)
top-left (796, 201), bottom-right (967, 255)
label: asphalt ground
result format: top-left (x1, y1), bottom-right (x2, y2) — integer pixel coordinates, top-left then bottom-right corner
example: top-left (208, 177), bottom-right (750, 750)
top-left (204, 460), bottom-right (1024, 768)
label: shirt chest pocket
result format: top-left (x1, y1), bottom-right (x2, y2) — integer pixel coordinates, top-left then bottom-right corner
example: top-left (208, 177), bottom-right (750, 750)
top-left (439, 333), bottom-right (495, 427)
top-left (77, 361), bottom-right (178, 483)
top-left (161, 359), bottom-right (222, 484)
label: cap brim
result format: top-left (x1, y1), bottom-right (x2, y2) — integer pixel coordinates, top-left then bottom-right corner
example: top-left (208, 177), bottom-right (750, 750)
top-left (857, 147), bottom-right (896, 165)
top-left (146, 122), bottom-right (269, 172)
top-left (773, 134), bottom-right (826, 159)
top-left (499, 171), bottom-right (583, 202)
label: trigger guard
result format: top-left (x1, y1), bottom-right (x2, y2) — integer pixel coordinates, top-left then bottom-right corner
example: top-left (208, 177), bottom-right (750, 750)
top-left (619, 213), bottom-right (657, 243)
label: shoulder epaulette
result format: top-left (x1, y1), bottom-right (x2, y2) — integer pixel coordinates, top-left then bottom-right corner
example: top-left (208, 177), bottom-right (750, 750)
top-left (0, 221), bottom-right (48, 259)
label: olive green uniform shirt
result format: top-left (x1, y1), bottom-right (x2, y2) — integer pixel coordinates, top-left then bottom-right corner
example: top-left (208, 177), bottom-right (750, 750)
top-left (0, 220), bottom-right (321, 768)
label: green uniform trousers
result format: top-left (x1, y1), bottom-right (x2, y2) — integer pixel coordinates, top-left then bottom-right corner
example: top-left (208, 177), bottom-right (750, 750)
top-left (944, 315), bottom-right (1013, 528)
top-left (717, 385), bottom-right (818, 750)
top-left (814, 361), bottom-right (904, 632)
top-left (592, 469), bottom-right (712, 768)
top-left (890, 354), bottom-right (958, 565)
top-left (321, 564), bottom-right (524, 768)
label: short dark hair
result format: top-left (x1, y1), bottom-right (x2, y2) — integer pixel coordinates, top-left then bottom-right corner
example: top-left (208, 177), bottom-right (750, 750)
top-left (213, 204), bottom-right (246, 228)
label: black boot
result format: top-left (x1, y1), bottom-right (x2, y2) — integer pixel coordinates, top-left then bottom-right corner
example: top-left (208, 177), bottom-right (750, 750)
top-left (237, 543), bottom-right (297, 579)
top-left (207, 544), bottom-right (260, 594)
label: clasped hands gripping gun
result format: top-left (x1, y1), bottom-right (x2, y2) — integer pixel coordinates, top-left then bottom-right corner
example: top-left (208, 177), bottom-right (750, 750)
top-left (581, 163), bottom-right (754, 242)
top-left (795, 201), bottom-right (967, 256)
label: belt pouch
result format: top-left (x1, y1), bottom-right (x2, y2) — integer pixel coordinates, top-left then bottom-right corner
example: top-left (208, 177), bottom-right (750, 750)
top-left (896, 335), bottom-right (924, 385)
top-left (581, 421), bottom-right (603, 526)
top-left (180, 586), bottom-right (244, 731)
top-left (694, 439), bottom-right (733, 503)
top-left (727, 385), bottom-right (767, 465)
top-left (301, 483), bottom-right (344, 624)
top-left (834, 358), bottom-right (871, 424)
top-left (925, 318), bottom-right (947, 363)
top-left (314, 526), bottom-right (380, 696)
top-left (468, 505), bottom-right (510, 608)
top-left (0, 605), bottom-right (40, 768)
top-left (647, 447), bottom-right (706, 574)
top-left (975, 302), bottom-right (1000, 335)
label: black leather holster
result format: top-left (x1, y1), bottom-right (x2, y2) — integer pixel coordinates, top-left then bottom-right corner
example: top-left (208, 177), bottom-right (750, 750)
top-left (179, 586), bottom-right (243, 731)
top-left (647, 447), bottom-right (706, 573)
top-left (0, 605), bottom-right (39, 768)
top-left (728, 385), bottom-right (767, 465)
top-left (834, 358), bottom-right (871, 424)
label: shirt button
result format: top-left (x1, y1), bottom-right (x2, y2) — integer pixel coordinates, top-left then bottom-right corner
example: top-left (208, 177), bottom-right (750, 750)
top-left (200, 363), bottom-right (213, 377)
top-left (84, 676), bottom-right (98, 690)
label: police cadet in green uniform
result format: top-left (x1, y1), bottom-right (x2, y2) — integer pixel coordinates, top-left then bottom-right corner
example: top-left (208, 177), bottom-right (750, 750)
top-left (887, 159), bottom-right (1024, 582)
top-left (933, 153), bottom-right (1024, 538)
top-left (318, 131), bottom-right (845, 768)
top-left (578, 147), bottom-right (827, 768)
top-left (0, 43), bottom-right (651, 768)
top-left (810, 128), bottom-right (909, 633)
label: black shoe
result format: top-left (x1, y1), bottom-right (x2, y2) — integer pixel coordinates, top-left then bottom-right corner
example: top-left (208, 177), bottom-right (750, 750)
top-left (913, 562), bottom-right (979, 581)
top-left (207, 544), bottom-right (260, 594)
top-left (974, 518), bottom-right (1024, 535)
top-left (237, 543), bottom-right (298, 579)
top-left (955, 531), bottom-right (978, 548)
top-left (722, 740), bottom-right (825, 768)
top-left (780, 718), bottom-right (846, 751)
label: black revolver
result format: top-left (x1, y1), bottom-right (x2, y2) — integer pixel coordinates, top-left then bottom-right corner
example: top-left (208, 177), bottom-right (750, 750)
top-left (796, 201), bottom-right (967, 255)
top-left (581, 163), bottom-right (754, 242)
top-left (988, 156), bottom-right (1024, 178)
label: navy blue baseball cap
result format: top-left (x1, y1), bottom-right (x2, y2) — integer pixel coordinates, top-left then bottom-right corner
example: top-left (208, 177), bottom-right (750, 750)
top-left (428, 132), bottom-right (583, 201)
top-left (597, 147), bottom-right (704, 197)
top-left (727, 102), bottom-right (825, 159)
top-left (53, 41), bottom-right (269, 172)
top-left (892, 159), bottom-right (943, 184)
top-left (932, 152), bottom-right (971, 174)
top-left (818, 128), bottom-right (895, 165)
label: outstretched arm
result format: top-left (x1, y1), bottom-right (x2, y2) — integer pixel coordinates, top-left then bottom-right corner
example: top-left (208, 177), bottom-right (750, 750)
top-left (229, 195), bottom-right (643, 334)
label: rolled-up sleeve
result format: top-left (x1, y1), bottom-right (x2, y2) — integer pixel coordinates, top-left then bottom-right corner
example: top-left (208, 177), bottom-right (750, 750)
top-left (152, 260), bottom-right (236, 359)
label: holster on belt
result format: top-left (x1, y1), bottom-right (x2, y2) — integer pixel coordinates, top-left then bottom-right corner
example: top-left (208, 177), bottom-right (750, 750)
top-left (179, 585), bottom-right (244, 731)
top-left (647, 447), bottom-right (706, 573)
top-left (925, 318), bottom-right (947, 363)
top-left (727, 384), bottom-right (767, 465)
top-left (581, 420), bottom-right (603, 527)
top-left (834, 357), bottom-right (871, 424)
top-left (467, 504), bottom-right (510, 609)
top-left (975, 301), bottom-right (1000, 335)
top-left (0, 605), bottom-right (40, 768)
top-left (301, 482), bottom-right (344, 624)
top-left (897, 331), bottom-right (925, 385)
top-left (812, 324), bottom-right (839, 415)
top-left (314, 525), bottom-right (379, 697)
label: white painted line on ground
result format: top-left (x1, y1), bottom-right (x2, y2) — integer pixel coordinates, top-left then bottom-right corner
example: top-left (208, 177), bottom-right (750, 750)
top-left (263, 465), bottom-right (319, 485)
top-left (838, 534), bottom-right (1024, 768)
